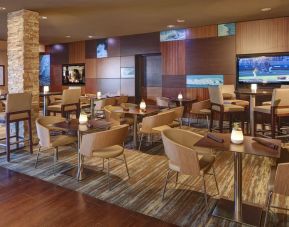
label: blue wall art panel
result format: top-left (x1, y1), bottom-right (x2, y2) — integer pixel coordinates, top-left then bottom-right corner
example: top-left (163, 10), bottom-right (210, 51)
top-left (96, 39), bottom-right (108, 58)
top-left (160, 29), bottom-right (186, 42)
top-left (186, 75), bottom-right (224, 88)
top-left (39, 54), bottom-right (51, 86)
top-left (218, 23), bottom-right (235, 36)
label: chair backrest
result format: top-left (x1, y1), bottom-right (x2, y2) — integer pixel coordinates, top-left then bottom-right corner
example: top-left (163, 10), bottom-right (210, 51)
top-left (116, 96), bottom-right (128, 105)
top-left (273, 163), bottom-right (289, 196)
top-left (141, 110), bottom-right (175, 132)
top-left (104, 97), bottom-right (116, 106)
top-left (156, 97), bottom-right (170, 108)
top-left (162, 128), bottom-right (207, 176)
top-left (120, 103), bottom-right (137, 109)
top-left (103, 105), bottom-right (123, 123)
top-left (281, 85), bottom-right (289, 89)
top-left (35, 116), bottom-right (66, 148)
top-left (271, 88), bottom-right (289, 107)
top-left (62, 89), bottom-right (81, 105)
top-left (6, 93), bottom-right (32, 113)
top-left (79, 124), bottom-right (129, 157)
top-left (208, 86), bottom-right (223, 105)
top-left (220, 84), bottom-right (236, 99)
top-left (171, 106), bottom-right (184, 119)
top-left (190, 99), bottom-right (211, 113)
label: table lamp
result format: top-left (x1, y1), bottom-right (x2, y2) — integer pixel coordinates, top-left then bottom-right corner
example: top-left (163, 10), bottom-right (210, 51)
top-left (140, 99), bottom-right (146, 112)
top-left (177, 92), bottom-right (183, 101)
top-left (79, 113), bottom-right (88, 124)
top-left (231, 123), bottom-right (244, 144)
top-left (97, 91), bottom-right (102, 99)
top-left (43, 86), bottom-right (49, 93)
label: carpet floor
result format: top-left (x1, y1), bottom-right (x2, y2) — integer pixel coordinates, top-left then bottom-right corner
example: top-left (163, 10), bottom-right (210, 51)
top-left (0, 126), bottom-right (289, 226)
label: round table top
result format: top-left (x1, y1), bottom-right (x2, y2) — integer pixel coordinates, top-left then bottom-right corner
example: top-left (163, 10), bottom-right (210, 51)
top-left (235, 89), bottom-right (272, 96)
top-left (39, 91), bottom-right (62, 97)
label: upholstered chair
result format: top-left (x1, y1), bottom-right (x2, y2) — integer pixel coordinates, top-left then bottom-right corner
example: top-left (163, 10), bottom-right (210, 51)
top-left (138, 110), bottom-right (175, 150)
top-left (168, 106), bottom-right (184, 128)
top-left (254, 88), bottom-right (289, 139)
top-left (116, 96), bottom-right (129, 105)
top-left (104, 97), bottom-right (116, 106)
top-left (156, 97), bottom-right (171, 108)
top-left (262, 85), bottom-right (289, 106)
top-left (264, 163), bottom-right (289, 226)
top-left (49, 95), bottom-right (62, 105)
top-left (209, 86), bottom-right (245, 133)
top-left (104, 105), bottom-right (134, 126)
top-left (0, 93), bottom-right (32, 162)
top-left (47, 89), bottom-right (81, 119)
top-left (190, 99), bottom-right (211, 129)
top-left (79, 124), bottom-right (129, 189)
top-left (220, 84), bottom-right (249, 107)
top-left (161, 128), bottom-right (219, 209)
top-left (35, 116), bottom-right (77, 174)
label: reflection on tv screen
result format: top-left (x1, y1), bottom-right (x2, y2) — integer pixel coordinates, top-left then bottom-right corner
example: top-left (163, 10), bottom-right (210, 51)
top-left (238, 55), bottom-right (289, 84)
top-left (62, 64), bottom-right (85, 85)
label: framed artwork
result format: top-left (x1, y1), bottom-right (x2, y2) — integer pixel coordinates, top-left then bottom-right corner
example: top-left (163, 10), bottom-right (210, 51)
top-left (0, 65), bottom-right (4, 86)
top-left (121, 67), bottom-right (135, 78)
top-left (96, 39), bottom-right (108, 58)
top-left (186, 75), bottom-right (224, 88)
top-left (39, 54), bottom-right (51, 86)
top-left (160, 29), bottom-right (186, 42)
top-left (218, 23), bottom-right (236, 36)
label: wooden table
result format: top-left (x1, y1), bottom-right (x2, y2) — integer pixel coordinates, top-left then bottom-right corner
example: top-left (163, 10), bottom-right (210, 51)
top-left (114, 106), bottom-right (160, 148)
top-left (195, 133), bottom-right (281, 226)
top-left (40, 91), bottom-right (62, 116)
top-left (235, 89), bottom-right (272, 135)
top-left (52, 118), bottom-right (111, 180)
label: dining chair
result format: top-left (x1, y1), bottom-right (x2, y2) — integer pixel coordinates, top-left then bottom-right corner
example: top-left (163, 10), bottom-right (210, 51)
top-left (104, 97), bottom-right (116, 106)
top-left (189, 99), bottom-right (211, 128)
top-left (156, 97), bottom-right (171, 108)
top-left (47, 88), bottom-right (81, 119)
top-left (161, 128), bottom-right (219, 210)
top-left (254, 88), bottom-right (289, 139)
top-left (209, 86), bottom-right (245, 133)
top-left (262, 85), bottom-right (289, 106)
top-left (35, 116), bottom-right (77, 174)
top-left (264, 163), bottom-right (289, 226)
top-left (104, 105), bottom-right (133, 126)
top-left (116, 95), bottom-right (128, 105)
top-left (168, 106), bottom-right (184, 128)
top-left (79, 124), bottom-right (129, 189)
top-left (0, 93), bottom-right (33, 162)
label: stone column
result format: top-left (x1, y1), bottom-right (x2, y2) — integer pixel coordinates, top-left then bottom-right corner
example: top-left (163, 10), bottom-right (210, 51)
top-left (7, 9), bottom-right (39, 142)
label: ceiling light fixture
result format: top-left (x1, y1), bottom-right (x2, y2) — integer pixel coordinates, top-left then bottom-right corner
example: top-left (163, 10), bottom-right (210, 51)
top-left (41, 16), bottom-right (48, 20)
top-left (65, 35), bottom-right (71, 38)
top-left (177, 19), bottom-right (185, 23)
top-left (88, 35), bottom-right (94, 39)
top-left (261, 7), bottom-right (271, 12)
top-left (0, 7), bottom-right (6, 10)
top-left (167, 24), bottom-right (175, 28)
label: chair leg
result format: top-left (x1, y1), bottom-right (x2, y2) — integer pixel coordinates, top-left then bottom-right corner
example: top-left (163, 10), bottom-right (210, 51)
top-left (271, 113), bottom-right (276, 139)
top-left (53, 148), bottom-right (57, 175)
top-left (202, 175), bottom-right (208, 210)
top-left (219, 111), bottom-right (224, 133)
top-left (254, 111), bottom-right (257, 137)
top-left (209, 111), bottom-right (214, 132)
top-left (15, 122), bottom-right (19, 149)
top-left (123, 153), bottom-right (130, 178)
top-left (56, 147), bottom-right (59, 161)
top-left (206, 115), bottom-right (210, 130)
top-left (212, 165), bottom-right (219, 195)
top-left (102, 158), bottom-right (105, 170)
top-left (175, 172), bottom-right (179, 187)
top-left (107, 158), bottom-right (111, 190)
top-left (229, 113), bottom-right (232, 132)
top-left (264, 191), bottom-right (273, 227)
top-left (162, 169), bottom-right (172, 201)
top-left (138, 133), bottom-right (144, 150)
top-left (6, 121), bottom-right (10, 162)
top-left (34, 146), bottom-right (41, 168)
top-left (28, 116), bottom-right (33, 154)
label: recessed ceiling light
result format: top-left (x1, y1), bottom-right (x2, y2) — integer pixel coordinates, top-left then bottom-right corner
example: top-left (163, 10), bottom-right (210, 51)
top-left (65, 35), bottom-right (71, 38)
top-left (88, 35), bottom-right (94, 39)
top-left (0, 7), bottom-right (6, 10)
top-left (41, 16), bottom-right (48, 20)
top-left (177, 19), bottom-right (185, 23)
top-left (167, 24), bottom-right (175, 28)
top-left (261, 7), bottom-right (271, 12)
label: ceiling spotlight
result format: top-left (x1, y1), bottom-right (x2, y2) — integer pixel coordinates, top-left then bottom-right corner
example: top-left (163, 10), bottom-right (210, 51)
top-left (261, 7), bottom-right (271, 12)
top-left (65, 35), bottom-right (71, 38)
top-left (88, 35), bottom-right (94, 39)
top-left (167, 24), bottom-right (175, 28)
top-left (0, 7), bottom-right (6, 10)
top-left (41, 16), bottom-right (48, 20)
top-left (177, 19), bottom-right (185, 23)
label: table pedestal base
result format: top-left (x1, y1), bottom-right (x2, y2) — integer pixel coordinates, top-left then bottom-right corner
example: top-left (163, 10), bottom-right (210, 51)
top-left (212, 198), bottom-right (262, 226)
top-left (61, 166), bottom-right (98, 181)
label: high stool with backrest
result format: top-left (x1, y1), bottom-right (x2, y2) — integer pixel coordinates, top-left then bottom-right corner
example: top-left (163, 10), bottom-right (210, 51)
top-left (254, 88), bottom-right (289, 139)
top-left (47, 88), bottom-right (81, 119)
top-left (0, 93), bottom-right (32, 162)
top-left (209, 86), bottom-right (245, 133)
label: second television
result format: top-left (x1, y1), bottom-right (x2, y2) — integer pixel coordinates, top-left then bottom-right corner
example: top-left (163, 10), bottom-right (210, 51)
top-left (62, 64), bottom-right (85, 85)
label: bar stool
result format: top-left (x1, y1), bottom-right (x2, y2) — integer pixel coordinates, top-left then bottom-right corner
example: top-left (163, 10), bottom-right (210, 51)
top-left (47, 89), bottom-right (81, 119)
top-left (254, 88), bottom-right (289, 139)
top-left (0, 93), bottom-right (33, 162)
top-left (209, 86), bottom-right (245, 133)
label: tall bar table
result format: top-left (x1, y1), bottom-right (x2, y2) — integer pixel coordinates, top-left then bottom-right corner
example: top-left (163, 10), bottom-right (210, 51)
top-left (195, 133), bottom-right (281, 226)
top-left (39, 91), bottom-right (62, 116)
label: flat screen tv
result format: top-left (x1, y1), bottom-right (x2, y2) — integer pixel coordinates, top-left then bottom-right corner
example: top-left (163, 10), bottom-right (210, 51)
top-left (62, 64), bottom-right (85, 85)
top-left (237, 53), bottom-right (289, 84)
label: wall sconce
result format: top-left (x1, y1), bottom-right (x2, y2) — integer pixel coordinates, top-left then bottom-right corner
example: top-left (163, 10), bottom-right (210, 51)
top-left (43, 86), bottom-right (49, 93)
top-left (140, 99), bottom-right (146, 112)
top-left (79, 113), bottom-right (88, 124)
top-left (97, 91), bottom-right (102, 99)
top-left (231, 124), bottom-right (244, 144)
top-left (251, 84), bottom-right (257, 93)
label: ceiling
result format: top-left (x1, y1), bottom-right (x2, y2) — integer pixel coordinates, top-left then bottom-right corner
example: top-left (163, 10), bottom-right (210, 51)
top-left (0, 0), bottom-right (289, 44)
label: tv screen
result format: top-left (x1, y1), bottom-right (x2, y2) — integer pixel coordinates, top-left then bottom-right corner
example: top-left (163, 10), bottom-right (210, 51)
top-left (237, 54), bottom-right (289, 84)
top-left (39, 54), bottom-right (50, 86)
top-left (62, 64), bottom-right (85, 85)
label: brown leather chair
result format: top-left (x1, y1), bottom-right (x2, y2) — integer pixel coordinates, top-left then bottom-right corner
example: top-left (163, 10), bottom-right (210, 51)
top-left (47, 89), bottom-right (81, 119)
top-left (161, 128), bottom-right (219, 208)
top-left (0, 93), bottom-right (33, 161)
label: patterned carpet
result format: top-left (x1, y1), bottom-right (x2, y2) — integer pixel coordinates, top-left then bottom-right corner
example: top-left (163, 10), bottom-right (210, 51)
top-left (0, 125), bottom-right (289, 226)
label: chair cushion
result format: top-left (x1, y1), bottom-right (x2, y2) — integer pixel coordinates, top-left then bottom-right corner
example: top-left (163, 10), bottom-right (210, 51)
top-left (212, 104), bottom-right (244, 112)
top-left (199, 109), bottom-right (211, 114)
top-left (254, 105), bottom-right (289, 115)
top-left (224, 99), bottom-right (249, 107)
top-left (262, 101), bottom-right (272, 106)
top-left (168, 120), bottom-right (181, 128)
top-left (47, 104), bottom-right (77, 112)
top-left (152, 125), bottom-right (171, 132)
top-left (51, 135), bottom-right (77, 147)
top-left (93, 145), bottom-right (124, 158)
top-left (0, 112), bottom-right (29, 123)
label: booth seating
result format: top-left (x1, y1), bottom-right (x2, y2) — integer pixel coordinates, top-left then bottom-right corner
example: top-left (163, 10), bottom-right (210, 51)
top-left (0, 93), bottom-right (33, 162)
top-left (35, 116), bottom-right (77, 174)
top-left (79, 124), bottom-right (130, 189)
top-left (161, 128), bottom-right (219, 209)
top-left (47, 89), bottom-right (81, 119)
top-left (209, 86), bottom-right (245, 133)
top-left (254, 88), bottom-right (289, 139)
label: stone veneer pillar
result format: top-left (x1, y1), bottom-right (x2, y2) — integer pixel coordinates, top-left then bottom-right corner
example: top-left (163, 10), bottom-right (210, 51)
top-left (7, 9), bottom-right (39, 142)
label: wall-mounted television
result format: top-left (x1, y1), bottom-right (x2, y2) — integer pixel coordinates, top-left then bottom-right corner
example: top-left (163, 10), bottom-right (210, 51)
top-left (62, 64), bottom-right (85, 86)
top-left (186, 75), bottom-right (224, 88)
top-left (237, 53), bottom-right (289, 84)
top-left (39, 54), bottom-right (50, 86)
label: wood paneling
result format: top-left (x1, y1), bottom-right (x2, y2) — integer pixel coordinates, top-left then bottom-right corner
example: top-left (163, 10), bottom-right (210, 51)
top-left (85, 78), bottom-right (97, 93)
top-left (50, 65), bottom-right (62, 92)
top-left (49, 44), bottom-right (69, 65)
top-left (121, 56), bottom-right (135, 67)
top-left (236, 17), bottom-right (289, 54)
top-left (120, 32), bottom-right (160, 56)
top-left (85, 58), bottom-right (97, 78)
top-left (96, 57), bottom-right (120, 78)
top-left (0, 41), bottom-right (7, 50)
top-left (186, 36), bottom-right (236, 75)
top-left (108, 37), bottom-right (120, 57)
top-left (161, 40), bottom-right (186, 75)
top-left (85, 39), bottom-right (97, 59)
top-left (187, 25), bottom-right (217, 39)
top-left (121, 79), bottom-right (135, 96)
top-left (186, 88), bottom-right (209, 101)
top-left (69, 41), bottom-right (85, 64)
top-left (0, 49), bottom-right (7, 90)
top-left (162, 75), bottom-right (185, 88)
top-left (162, 87), bottom-right (186, 99)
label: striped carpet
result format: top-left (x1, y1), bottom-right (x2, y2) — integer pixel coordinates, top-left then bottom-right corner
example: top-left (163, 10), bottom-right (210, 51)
top-left (0, 125), bottom-right (289, 226)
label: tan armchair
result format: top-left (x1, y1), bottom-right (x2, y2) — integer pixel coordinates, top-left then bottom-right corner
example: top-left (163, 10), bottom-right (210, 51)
top-left (138, 110), bottom-right (175, 150)
top-left (116, 96), bottom-right (128, 105)
top-left (104, 105), bottom-right (133, 126)
top-left (47, 89), bottom-right (81, 119)
top-left (35, 116), bottom-right (77, 174)
top-left (79, 124), bottom-right (129, 189)
top-left (262, 85), bottom-right (289, 106)
top-left (161, 128), bottom-right (219, 208)
top-left (104, 97), bottom-right (116, 106)
top-left (168, 106), bottom-right (184, 128)
top-left (0, 93), bottom-right (33, 162)
top-left (190, 99), bottom-right (211, 128)
top-left (264, 163), bottom-right (289, 226)
top-left (221, 85), bottom-right (249, 107)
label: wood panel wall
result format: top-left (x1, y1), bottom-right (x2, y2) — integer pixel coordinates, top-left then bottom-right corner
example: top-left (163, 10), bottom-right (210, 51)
top-left (187, 25), bottom-right (217, 39)
top-left (68, 41), bottom-right (85, 64)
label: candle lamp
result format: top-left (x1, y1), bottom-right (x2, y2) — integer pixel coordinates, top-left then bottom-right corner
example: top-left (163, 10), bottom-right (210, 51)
top-left (97, 91), bottom-right (102, 99)
top-left (79, 113), bottom-right (88, 125)
top-left (251, 84), bottom-right (257, 93)
top-left (140, 99), bottom-right (146, 112)
top-left (231, 123), bottom-right (244, 144)
top-left (43, 86), bottom-right (49, 93)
